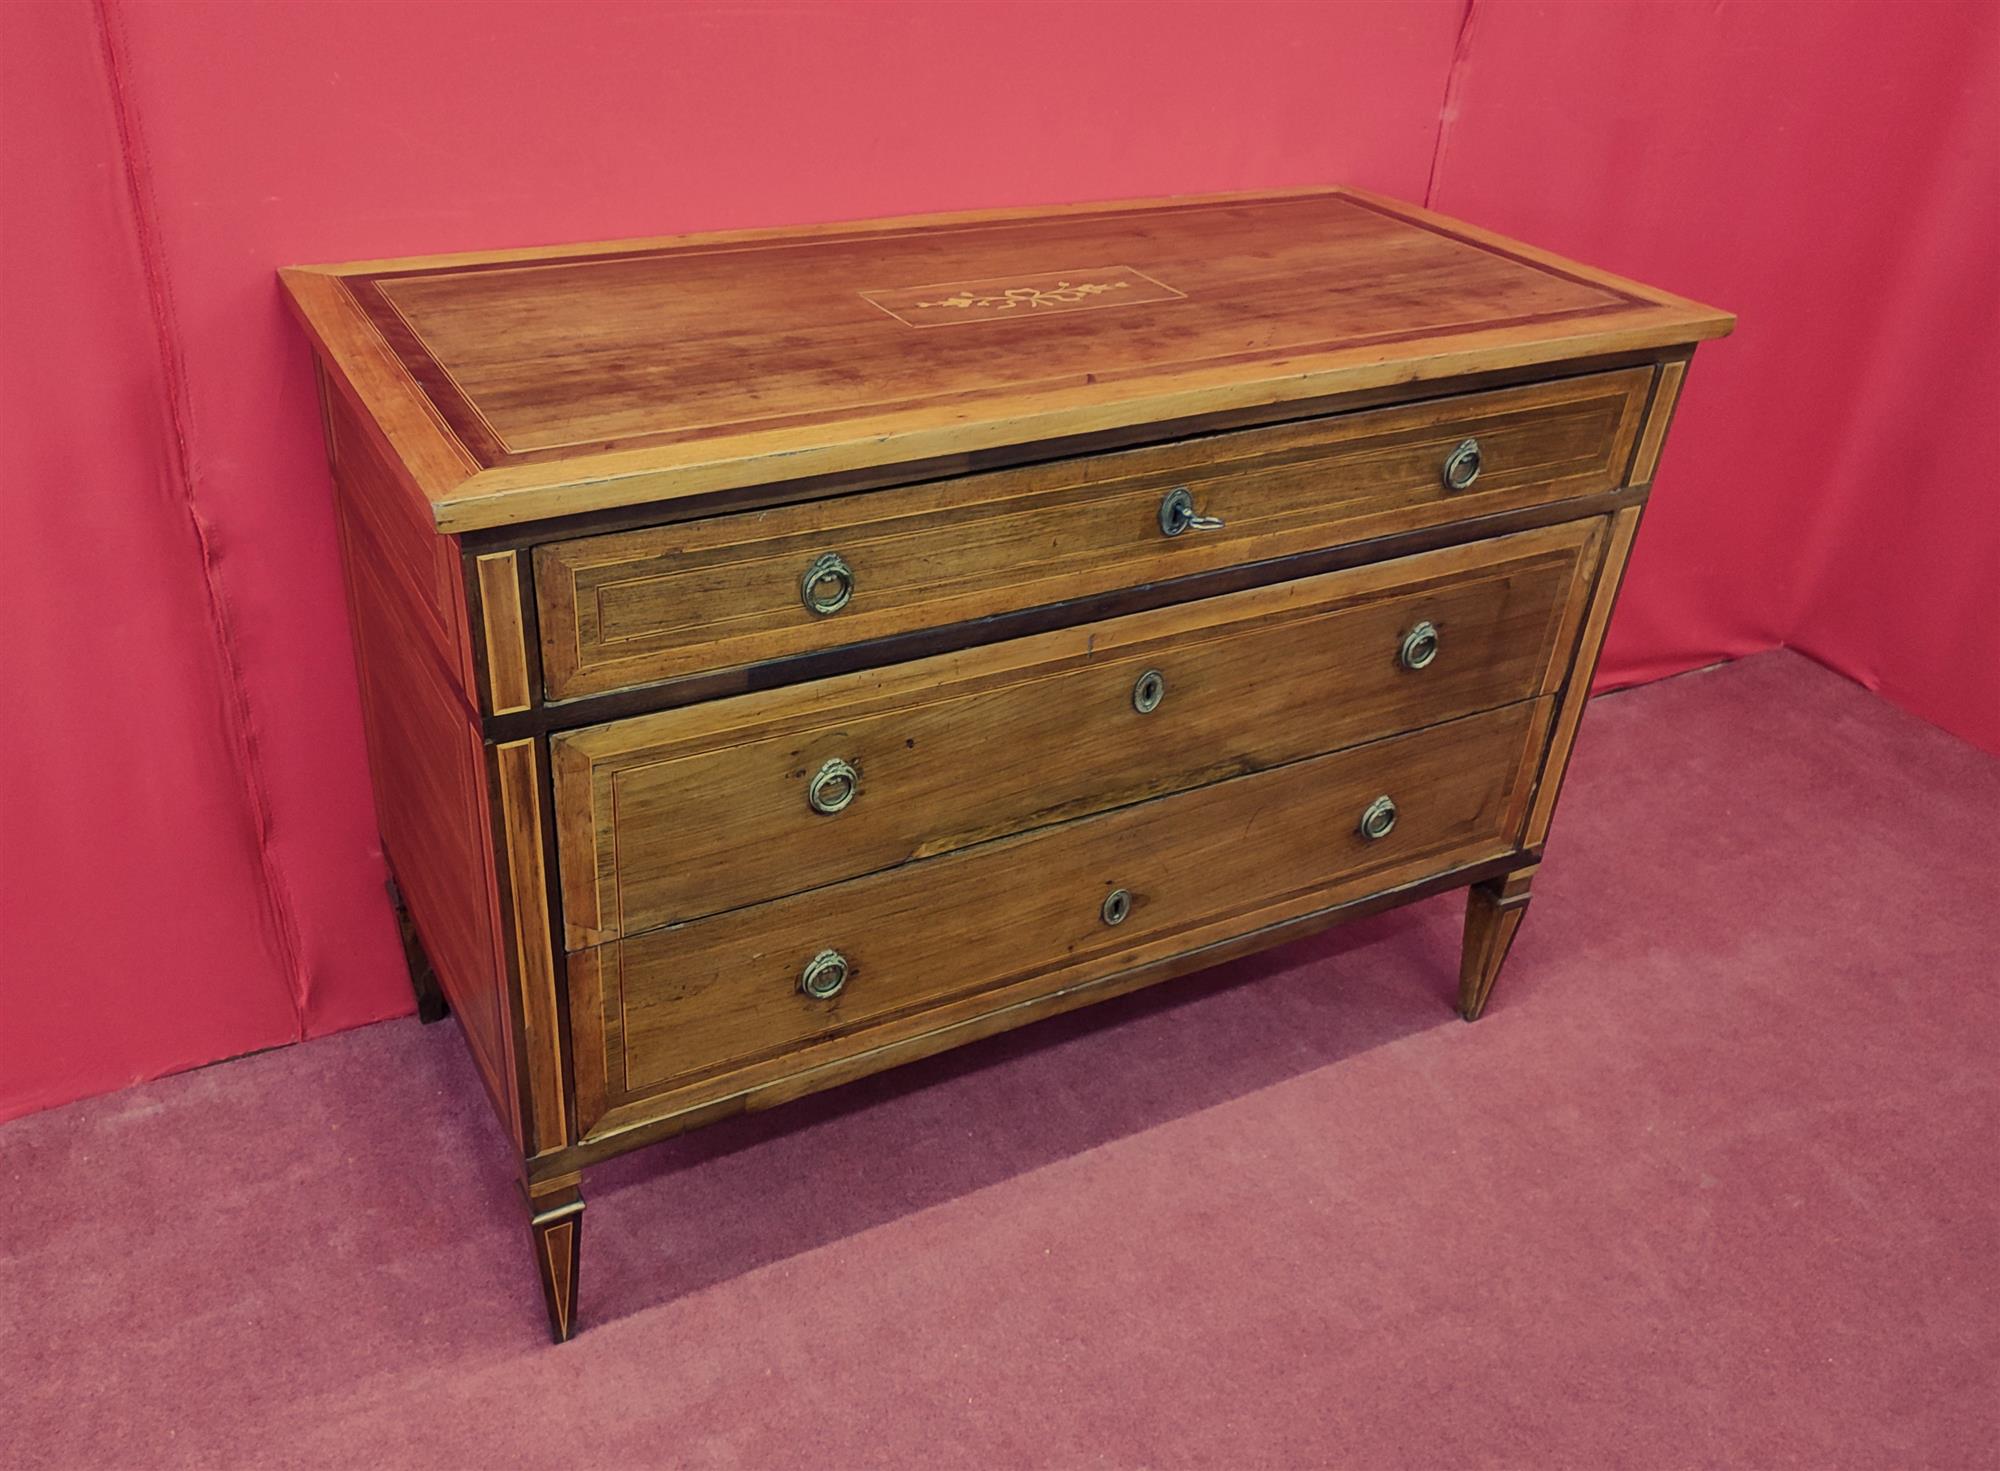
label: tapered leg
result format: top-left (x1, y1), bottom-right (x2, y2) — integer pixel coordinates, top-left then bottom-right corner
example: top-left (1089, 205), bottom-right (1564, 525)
top-left (527, 1177), bottom-right (584, 1343)
top-left (385, 877), bottom-right (449, 1024)
top-left (1459, 863), bottom-right (1538, 1022)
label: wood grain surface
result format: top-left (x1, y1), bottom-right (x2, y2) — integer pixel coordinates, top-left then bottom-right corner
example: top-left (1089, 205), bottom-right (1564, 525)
top-left (491, 739), bottom-right (569, 1154)
top-left (1460, 862), bottom-right (1540, 1021)
top-left (551, 521), bottom-right (1600, 946)
top-left (326, 414), bottom-right (519, 1148)
top-left (473, 551), bottom-right (534, 716)
top-left (533, 369), bottom-right (1649, 700)
top-left (286, 185), bottom-right (1728, 1339)
top-left (1525, 504), bottom-right (1645, 846)
top-left (570, 698), bottom-right (1550, 1136)
top-left (282, 187), bottom-right (1731, 531)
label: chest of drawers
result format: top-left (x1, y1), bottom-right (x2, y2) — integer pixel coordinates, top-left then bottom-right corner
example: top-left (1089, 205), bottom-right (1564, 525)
top-left (283, 188), bottom-right (1730, 1340)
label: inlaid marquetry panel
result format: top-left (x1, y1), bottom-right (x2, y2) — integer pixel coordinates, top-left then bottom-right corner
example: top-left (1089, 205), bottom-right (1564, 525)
top-left (861, 265), bottom-right (1186, 327)
top-left (352, 194), bottom-right (1644, 465)
top-left (284, 189), bottom-right (1730, 532)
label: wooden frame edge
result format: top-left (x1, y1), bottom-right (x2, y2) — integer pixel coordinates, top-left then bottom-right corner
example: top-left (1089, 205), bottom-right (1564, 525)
top-left (491, 738), bottom-right (573, 1154)
top-left (472, 550), bottom-right (535, 716)
top-left (1523, 504), bottom-right (1646, 845)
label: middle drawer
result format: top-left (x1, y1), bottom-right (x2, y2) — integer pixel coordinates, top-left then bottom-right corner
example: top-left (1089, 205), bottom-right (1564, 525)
top-left (551, 519), bottom-right (1601, 948)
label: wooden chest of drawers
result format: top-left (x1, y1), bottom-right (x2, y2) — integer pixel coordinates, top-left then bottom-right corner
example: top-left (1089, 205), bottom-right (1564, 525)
top-left (283, 188), bottom-right (1730, 1340)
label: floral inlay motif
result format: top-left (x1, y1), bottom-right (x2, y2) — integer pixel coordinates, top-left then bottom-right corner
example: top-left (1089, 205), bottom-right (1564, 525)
top-left (860, 265), bottom-right (1185, 328)
top-left (916, 280), bottom-right (1131, 313)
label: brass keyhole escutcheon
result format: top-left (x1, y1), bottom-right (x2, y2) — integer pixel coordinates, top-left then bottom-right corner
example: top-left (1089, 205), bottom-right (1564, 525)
top-left (800, 552), bottom-right (854, 616)
top-left (1100, 888), bottom-right (1133, 926)
top-left (1400, 621), bottom-right (1440, 671)
top-left (1441, 438), bottom-right (1482, 492)
top-left (1158, 486), bottom-right (1225, 537)
top-left (807, 758), bottom-right (858, 815)
top-left (1358, 795), bottom-right (1398, 841)
top-left (1132, 668), bottom-right (1166, 714)
top-left (798, 948), bottom-right (849, 1000)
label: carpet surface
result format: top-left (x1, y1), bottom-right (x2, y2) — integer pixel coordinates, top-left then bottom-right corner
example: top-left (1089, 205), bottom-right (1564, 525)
top-left (4, 651), bottom-right (1996, 1469)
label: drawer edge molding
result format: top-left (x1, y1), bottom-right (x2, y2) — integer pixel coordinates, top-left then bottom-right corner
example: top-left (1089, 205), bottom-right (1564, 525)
top-left (488, 486), bottom-right (1644, 741)
top-left (564, 845), bottom-right (1535, 1158)
top-left (534, 369), bottom-right (1652, 701)
top-left (550, 521), bottom-right (1603, 946)
top-left (570, 697), bottom-right (1552, 1136)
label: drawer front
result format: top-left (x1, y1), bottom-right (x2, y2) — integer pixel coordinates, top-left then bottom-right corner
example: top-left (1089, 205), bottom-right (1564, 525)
top-left (569, 698), bottom-right (1550, 1133)
top-left (551, 521), bottom-right (1602, 947)
top-left (535, 369), bottom-right (1650, 700)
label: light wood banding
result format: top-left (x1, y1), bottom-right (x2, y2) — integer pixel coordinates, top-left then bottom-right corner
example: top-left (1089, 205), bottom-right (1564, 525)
top-left (1631, 360), bottom-right (1688, 485)
top-left (493, 739), bottom-right (568, 1153)
top-left (475, 551), bottom-right (533, 715)
top-left (1525, 506), bottom-right (1644, 845)
top-left (1460, 862), bottom-right (1540, 1021)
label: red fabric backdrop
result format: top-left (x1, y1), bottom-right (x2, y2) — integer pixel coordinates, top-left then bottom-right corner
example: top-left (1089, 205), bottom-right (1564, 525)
top-left (1429, 0), bottom-right (2000, 739)
top-left (2, 0), bottom-right (1993, 1121)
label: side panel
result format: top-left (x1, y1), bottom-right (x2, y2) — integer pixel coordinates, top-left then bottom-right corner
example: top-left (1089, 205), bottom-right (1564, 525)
top-left (326, 387), bottom-right (477, 693)
top-left (327, 388), bottom-right (523, 1150)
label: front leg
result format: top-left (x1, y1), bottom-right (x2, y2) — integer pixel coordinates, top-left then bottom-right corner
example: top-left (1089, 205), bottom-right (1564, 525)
top-left (526, 1175), bottom-right (585, 1343)
top-left (1459, 863), bottom-right (1538, 1021)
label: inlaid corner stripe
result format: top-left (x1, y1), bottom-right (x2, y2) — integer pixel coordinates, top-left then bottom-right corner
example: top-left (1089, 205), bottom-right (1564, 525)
top-left (1526, 508), bottom-right (1642, 846)
top-left (497, 740), bottom-right (566, 1148)
top-left (476, 551), bottom-right (533, 715)
top-left (1630, 362), bottom-right (1686, 486)
top-left (544, 1221), bottom-right (574, 1330)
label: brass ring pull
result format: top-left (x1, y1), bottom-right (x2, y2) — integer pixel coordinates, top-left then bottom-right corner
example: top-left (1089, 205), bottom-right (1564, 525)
top-left (1100, 888), bottom-right (1133, 926)
top-left (1359, 795), bottom-right (1398, 841)
top-left (800, 552), bottom-right (854, 616)
top-left (807, 758), bottom-right (858, 815)
top-left (1132, 668), bottom-right (1166, 714)
top-left (1158, 486), bottom-right (1225, 537)
top-left (798, 948), bottom-right (849, 1000)
top-left (1441, 438), bottom-right (1482, 492)
top-left (1399, 621), bottom-right (1440, 671)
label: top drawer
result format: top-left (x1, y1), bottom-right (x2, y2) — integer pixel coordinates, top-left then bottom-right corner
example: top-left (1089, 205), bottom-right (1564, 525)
top-left (534, 368), bottom-right (1651, 701)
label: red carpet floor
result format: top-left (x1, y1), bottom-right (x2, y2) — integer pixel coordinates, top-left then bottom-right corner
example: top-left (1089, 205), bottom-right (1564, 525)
top-left (5, 652), bottom-right (1997, 1469)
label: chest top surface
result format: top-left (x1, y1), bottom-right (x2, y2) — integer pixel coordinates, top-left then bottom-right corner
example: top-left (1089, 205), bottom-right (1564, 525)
top-left (283, 187), bottom-right (1730, 533)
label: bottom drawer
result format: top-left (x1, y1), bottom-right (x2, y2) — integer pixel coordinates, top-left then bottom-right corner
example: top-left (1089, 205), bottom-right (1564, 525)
top-left (571, 697), bottom-right (1550, 1136)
